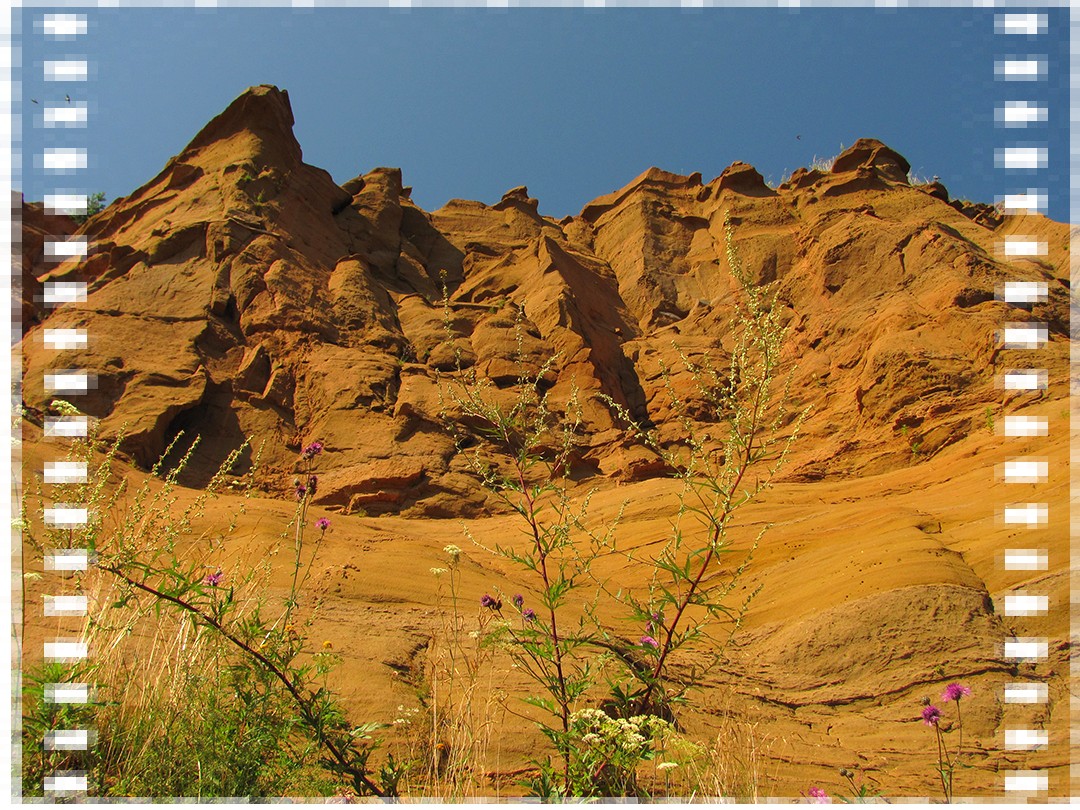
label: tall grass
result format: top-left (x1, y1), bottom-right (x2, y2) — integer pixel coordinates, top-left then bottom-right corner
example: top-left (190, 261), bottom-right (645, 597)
top-left (21, 419), bottom-right (388, 798)
top-left (387, 549), bottom-right (511, 798)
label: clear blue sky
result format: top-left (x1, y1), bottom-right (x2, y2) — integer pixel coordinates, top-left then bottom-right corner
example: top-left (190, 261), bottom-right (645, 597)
top-left (17, 5), bottom-right (1070, 222)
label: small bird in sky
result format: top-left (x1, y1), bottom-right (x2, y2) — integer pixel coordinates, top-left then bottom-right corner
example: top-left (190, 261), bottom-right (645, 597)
top-left (30, 98), bottom-right (38, 104)
top-left (65, 94), bottom-right (71, 103)
top-left (796, 134), bottom-right (802, 140)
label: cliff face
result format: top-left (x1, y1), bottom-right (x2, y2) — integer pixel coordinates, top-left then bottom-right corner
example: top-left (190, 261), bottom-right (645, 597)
top-left (21, 84), bottom-right (1070, 517)
top-left (18, 85), bottom-right (1074, 795)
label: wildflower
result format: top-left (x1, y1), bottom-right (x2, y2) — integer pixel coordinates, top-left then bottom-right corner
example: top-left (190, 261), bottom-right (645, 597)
top-left (570, 708), bottom-right (609, 733)
top-left (942, 682), bottom-right (971, 702)
top-left (430, 567), bottom-right (448, 576)
top-left (295, 485), bottom-right (307, 500)
top-left (322, 640), bottom-right (333, 650)
top-left (50, 399), bottom-right (81, 416)
top-left (640, 635), bottom-right (659, 648)
top-left (522, 608), bottom-right (537, 622)
top-left (807, 786), bottom-right (831, 803)
top-left (301, 440), bottom-right (324, 460)
top-left (204, 569), bottom-right (224, 587)
top-left (316, 517), bottom-right (330, 531)
top-left (307, 474), bottom-right (318, 497)
top-left (480, 594), bottom-right (502, 610)
top-left (657, 762), bottom-right (679, 772)
top-left (444, 544), bottom-right (461, 561)
top-left (921, 704), bottom-right (942, 726)
top-left (512, 593), bottom-right (524, 609)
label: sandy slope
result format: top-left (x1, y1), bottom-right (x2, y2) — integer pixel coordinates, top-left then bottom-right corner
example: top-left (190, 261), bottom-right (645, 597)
top-left (20, 378), bottom-right (1068, 796)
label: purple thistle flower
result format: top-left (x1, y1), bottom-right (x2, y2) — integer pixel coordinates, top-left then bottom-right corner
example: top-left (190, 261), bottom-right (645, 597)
top-left (640, 635), bottom-right (659, 649)
top-left (204, 569), bottom-right (224, 588)
top-left (301, 440), bottom-right (324, 460)
top-left (807, 786), bottom-right (830, 804)
top-left (295, 485), bottom-right (307, 500)
top-left (512, 594), bottom-right (524, 609)
top-left (522, 608), bottom-right (537, 622)
top-left (481, 594), bottom-right (501, 610)
top-left (307, 475), bottom-right (318, 497)
top-left (316, 517), bottom-right (330, 531)
top-left (921, 705), bottom-right (942, 726)
top-left (941, 682), bottom-right (971, 703)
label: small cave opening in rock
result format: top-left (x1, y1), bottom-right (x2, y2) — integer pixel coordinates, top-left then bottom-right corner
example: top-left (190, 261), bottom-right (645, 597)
top-left (158, 394), bottom-right (252, 489)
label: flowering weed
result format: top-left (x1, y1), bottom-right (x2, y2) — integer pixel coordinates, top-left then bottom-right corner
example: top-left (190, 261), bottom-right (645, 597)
top-left (435, 216), bottom-right (804, 798)
top-left (923, 682), bottom-right (972, 801)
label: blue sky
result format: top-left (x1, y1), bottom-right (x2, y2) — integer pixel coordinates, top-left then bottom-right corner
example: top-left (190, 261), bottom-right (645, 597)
top-left (17, 5), bottom-right (1070, 222)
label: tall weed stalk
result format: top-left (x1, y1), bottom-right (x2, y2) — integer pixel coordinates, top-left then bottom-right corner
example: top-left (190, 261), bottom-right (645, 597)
top-left (602, 213), bottom-right (808, 719)
top-left (437, 216), bottom-right (804, 797)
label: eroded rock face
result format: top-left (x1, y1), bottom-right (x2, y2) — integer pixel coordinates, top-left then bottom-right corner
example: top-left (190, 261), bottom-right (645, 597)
top-left (19, 85), bottom-right (1071, 515)
top-left (19, 198), bottom-right (78, 331)
top-left (830, 137), bottom-right (911, 182)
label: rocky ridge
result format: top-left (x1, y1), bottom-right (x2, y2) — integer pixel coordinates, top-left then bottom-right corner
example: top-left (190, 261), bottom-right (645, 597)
top-left (21, 84), bottom-right (1071, 517)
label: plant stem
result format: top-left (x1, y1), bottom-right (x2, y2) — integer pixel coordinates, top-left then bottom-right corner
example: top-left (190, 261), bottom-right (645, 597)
top-left (955, 700), bottom-right (963, 759)
top-left (635, 379), bottom-right (763, 716)
top-left (514, 454), bottom-right (572, 795)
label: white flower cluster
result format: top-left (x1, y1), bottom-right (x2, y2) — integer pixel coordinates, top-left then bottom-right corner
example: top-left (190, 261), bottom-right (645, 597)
top-left (393, 705), bottom-right (421, 726)
top-left (569, 708), bottom-right (670, 755)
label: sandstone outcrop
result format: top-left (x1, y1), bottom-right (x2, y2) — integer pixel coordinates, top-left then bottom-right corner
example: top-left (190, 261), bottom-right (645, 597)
top-left (20, 86), bottom-right (1070, 515)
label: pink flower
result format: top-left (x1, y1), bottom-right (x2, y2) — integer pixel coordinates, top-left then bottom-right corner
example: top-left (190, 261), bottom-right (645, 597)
top-left (316, 518), bottom-right (330, 531)
top-left (640, 635), bottom-right (659, 648)
top-left (806, 786), bottom-right (830, 803)
top-left (481, 594), bottom-right (501, 610)
top-left (301, 440), bottom-right (324, 460)
top-left (204, 569), bottom-right (224, 587)
top-left (941, 682), bottom-right (971, 702)
top-left (522, 608), bottom-right (537, 622)
top-left (921, 705), bottom-right (942, 726)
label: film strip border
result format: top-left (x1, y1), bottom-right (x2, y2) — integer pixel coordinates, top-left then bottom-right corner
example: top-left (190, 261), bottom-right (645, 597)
top-left (991, 9), bottom-right (1054, 799)
top-left (32, 11), bottom-right (94, 799)
top-left (6, 5), bottom-right (1071, 802)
